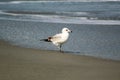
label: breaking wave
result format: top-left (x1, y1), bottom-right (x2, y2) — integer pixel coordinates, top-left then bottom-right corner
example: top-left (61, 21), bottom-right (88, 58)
top-left (0, 10), bottom-right (120, 25)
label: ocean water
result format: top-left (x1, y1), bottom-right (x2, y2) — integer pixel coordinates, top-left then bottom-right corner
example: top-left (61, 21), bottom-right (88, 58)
top-left (0, 0), bottom-right (120, 61)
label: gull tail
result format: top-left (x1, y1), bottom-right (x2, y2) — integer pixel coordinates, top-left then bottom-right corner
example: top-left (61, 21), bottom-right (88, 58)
top-left (40, 37), bottom-right (52, 42)
top-left (40, 39), bottom-right (51, 42)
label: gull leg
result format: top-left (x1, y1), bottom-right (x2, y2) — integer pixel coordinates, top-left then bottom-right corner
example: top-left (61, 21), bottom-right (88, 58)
top-left (59, 45), bottom-right (64, 53)
top-left (60, 45), bottom-right (62, 52)
top-left (56, 43), bottom-right (63, 53)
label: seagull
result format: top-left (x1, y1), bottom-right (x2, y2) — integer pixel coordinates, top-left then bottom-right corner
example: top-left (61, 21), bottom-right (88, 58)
top-left (40, 27), bottom-right (72, 52)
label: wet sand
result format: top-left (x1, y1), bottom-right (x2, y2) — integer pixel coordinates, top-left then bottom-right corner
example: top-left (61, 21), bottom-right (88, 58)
top-left (0, 40), bottom-right (120, 80)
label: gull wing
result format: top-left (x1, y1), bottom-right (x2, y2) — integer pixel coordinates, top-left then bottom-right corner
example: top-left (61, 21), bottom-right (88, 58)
top-left (50, 33), bottom-right (62, 42)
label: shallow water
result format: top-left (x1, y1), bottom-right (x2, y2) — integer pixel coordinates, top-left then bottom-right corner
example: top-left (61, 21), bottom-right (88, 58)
top-left (0, 1), bottom-right (120, 60)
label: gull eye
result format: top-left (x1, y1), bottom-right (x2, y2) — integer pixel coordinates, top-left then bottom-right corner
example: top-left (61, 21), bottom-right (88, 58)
top-left (66, 29), bottom-right (68, 31)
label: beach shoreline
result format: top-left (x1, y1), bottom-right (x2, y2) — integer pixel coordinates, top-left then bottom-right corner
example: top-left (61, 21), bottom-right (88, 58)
top-left (0, 40), bottom-right (120, 80)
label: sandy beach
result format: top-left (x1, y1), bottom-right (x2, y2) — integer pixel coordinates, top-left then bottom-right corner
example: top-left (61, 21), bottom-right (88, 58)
top-left (0, 40), bottom-right (120, 80)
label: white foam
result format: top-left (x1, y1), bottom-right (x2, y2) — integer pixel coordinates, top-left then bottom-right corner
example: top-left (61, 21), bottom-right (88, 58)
top-left (0, 16), bottom-right (120, 25)
top-left (0, 10), bottom-right (120, 25)
top-left (9, 1), bottom-right (23, 4)
top-left (27, 14), bottom-right (120, 25)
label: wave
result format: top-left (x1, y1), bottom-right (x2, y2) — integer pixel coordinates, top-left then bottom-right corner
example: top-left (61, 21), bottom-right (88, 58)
top-left (8, 0), bottom-right (120, 3)
top-left (0, 0), bottom-right (120, 4)
top-left (0, 10), bottom-right (120, 25)
top-left (1, 16), bottom-right (120, 25)
top-left (2, 10), bottom-right (89, 17)
top-left (1, 10), bottom-right (120, 20)
top-left (0, 10), bottom-right (20, 16)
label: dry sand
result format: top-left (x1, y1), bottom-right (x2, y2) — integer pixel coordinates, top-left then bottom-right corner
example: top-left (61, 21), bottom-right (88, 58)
top-left (0, 40), bottom-right (120, 80)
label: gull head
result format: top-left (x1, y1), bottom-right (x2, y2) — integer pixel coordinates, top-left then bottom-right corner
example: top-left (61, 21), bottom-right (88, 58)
top-left (62, 28), bottom-right (72, 33)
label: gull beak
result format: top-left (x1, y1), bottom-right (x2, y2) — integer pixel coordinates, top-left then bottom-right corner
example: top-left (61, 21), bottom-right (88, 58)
top-left (69, 30), bottom-right (72, 33)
